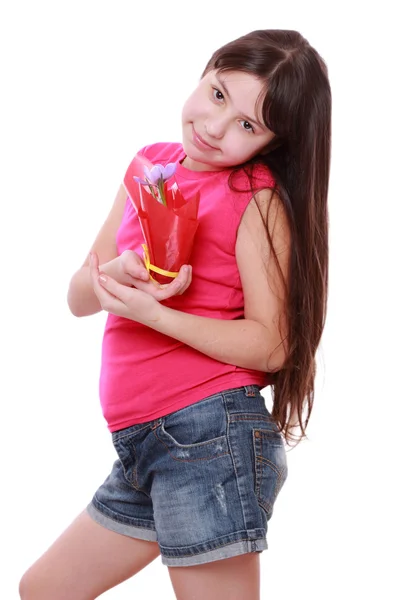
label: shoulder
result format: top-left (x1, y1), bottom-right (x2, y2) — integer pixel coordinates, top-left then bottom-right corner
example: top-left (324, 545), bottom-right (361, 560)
top-left (251, 162), bottom-right (276, 189)
top-left (230, 161), bottom-right (276, 193)
top-left (137, 142), bottom-right (184, 165)
top-left (238, 187), bottom-right (290, 257)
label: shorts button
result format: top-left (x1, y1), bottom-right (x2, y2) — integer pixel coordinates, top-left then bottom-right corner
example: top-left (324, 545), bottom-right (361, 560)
top-left (254, 431), bottom-right (260, 438)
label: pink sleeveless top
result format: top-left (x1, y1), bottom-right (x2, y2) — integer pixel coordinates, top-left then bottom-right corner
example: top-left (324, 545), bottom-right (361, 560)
top-left (100, 142), bottom-right (276, 432)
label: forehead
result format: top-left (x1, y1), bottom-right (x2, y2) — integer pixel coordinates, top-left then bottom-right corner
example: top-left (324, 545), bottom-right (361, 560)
top-left (208, 69), bottom-right (265, 114)
top-left (215, 70), bottom-right (264, 93)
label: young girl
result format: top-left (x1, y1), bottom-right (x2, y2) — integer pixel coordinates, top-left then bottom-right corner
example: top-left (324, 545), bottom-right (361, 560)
top-left (20, 29), bottom-right (331, 600)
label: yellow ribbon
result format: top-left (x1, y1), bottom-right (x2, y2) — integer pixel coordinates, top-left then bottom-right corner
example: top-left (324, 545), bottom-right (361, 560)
top-left (141, 244), bottom-right (179, 283)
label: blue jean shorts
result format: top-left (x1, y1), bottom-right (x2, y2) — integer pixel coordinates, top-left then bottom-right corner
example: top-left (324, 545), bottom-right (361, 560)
top-left (87, 385), bottom-right (288, 567)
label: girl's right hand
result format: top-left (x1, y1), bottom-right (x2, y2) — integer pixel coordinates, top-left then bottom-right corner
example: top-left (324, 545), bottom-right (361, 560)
top-left (117, 249), bottom-right (192, 301)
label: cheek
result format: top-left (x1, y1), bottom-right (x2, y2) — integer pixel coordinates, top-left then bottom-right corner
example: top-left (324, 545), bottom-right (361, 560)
top-left (224, 133), bottom-right (258, 157)
top-left (181, 99), bottom-right (190, 122)
top-left (183, 87), bottom-right (211, 122)
top-left (221, 136), bottom-right (267, 166)
top-left (182, 101), bottom-right (195, 123)
top-left (182, 92), bottom-right (200, 120)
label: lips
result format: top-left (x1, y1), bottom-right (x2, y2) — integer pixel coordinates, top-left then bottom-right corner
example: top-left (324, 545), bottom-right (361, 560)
top-left (192, 126), bottom-right (218, 151)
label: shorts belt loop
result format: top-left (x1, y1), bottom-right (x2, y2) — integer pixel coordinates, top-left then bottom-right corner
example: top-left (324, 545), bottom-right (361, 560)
top-left (244, 385), bottom-right (257, 397)
top-left (151, 418), bottom-right (163, 430)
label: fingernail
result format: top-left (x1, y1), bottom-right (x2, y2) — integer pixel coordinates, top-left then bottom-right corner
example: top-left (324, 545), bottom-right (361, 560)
top-left (140, 271), bottom-right (148, 280)
top-left (99, 274), bottom-right (107, 283)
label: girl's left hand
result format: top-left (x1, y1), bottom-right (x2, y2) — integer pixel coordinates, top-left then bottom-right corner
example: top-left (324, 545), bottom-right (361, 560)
top-left (89, 252), bottom-right (162, 324)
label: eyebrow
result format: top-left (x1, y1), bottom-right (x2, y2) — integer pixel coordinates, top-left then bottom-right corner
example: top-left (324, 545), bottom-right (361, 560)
top-left (215, 73), bottom-right (265, 130)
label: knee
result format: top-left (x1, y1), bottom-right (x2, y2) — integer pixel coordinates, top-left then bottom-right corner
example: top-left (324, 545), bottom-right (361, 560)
top-left (19, 570), bottom-right (30, 599)
top-left (19, 566), bottom-right (43, 600)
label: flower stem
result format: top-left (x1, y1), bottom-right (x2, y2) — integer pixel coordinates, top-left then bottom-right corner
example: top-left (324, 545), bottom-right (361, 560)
top-left (146, 181), bottom-right (159, 202)
top-left (158, 177), bottom-right (167, 206)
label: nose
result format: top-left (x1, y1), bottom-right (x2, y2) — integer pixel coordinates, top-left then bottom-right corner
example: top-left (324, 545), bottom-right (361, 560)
top-left (204, 117), bottom-right (227, 140)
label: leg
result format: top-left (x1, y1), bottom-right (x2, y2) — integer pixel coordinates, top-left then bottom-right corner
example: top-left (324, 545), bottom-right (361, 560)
top-left (168, 553), bottom-right (260, 600)
top-left (19, 510), bottom-right (160, 600)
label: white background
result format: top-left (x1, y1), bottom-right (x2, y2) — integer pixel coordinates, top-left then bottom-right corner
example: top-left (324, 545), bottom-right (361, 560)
top-left (1, 1), bottom-right (398, 598)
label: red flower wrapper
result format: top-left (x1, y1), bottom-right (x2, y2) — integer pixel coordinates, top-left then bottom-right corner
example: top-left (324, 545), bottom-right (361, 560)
top-left (123, 153), bottom-right (200, 285)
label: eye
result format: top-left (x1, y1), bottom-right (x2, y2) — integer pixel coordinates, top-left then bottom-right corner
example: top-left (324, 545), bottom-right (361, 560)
top-left (240, 120), bottom-right (255, 133)
top-left (212, 87), bottom-right (224, 102)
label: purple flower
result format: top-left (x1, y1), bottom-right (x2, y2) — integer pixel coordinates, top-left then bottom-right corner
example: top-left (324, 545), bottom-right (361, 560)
top-left (133, 162), bottom-right (177, 207)
top-left (134, 162), bottom-right (177, 186)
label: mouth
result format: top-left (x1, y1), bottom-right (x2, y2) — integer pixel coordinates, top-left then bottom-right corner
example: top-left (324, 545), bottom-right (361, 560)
top-left (192, 126), bottom-right (218, 151)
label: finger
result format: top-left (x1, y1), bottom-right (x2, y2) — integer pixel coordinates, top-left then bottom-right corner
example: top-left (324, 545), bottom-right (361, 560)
top-left (181, 265), bottom-right (192, 294)
top-left (158, 267), bottom-right (186, 290)
top-left (130, 261), bottom-right (149, 282)
top-left (127, 251), bottom-right (150, 281)
top-left (90, 253), bottom-right (130, 305)
top-left (127, 263), bottom-right (192, 301)
top-left (88, 252), bottom-right (122, 309)
top-left (152, 277), bottom-right (184, 301)
top-left (175, 265), bottom-right (192, 295)
top-left (157, 265), bottom-right (192, 299)
top-left (97, 272), bottom-right (132, 305)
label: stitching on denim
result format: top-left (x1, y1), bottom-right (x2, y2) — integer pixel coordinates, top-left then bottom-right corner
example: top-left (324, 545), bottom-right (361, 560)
top-left (154, 429), bottom-right (229, 462)
top-left (114, 440), bottom-right (134, 487)
top-left (257, 464), bottom-right (286, 516)
top-left (162, 535), bottom-right (266, 558)
top-left (160, 527), bottom-right (265, 550)
top-left (223, 396), bottom-right (251, 534)
top-left (130, 442), bottom-right (141, 491)
top-left (256, 456), bottom-right (280, 476)
top-left (224, 396), bottom-right (256, 536)
top-left (113, 422), bottom-right (152, 441)
top-left (229, 413), bottom-right (273, 422)
top-left (254, 431), bottom-right (286, 515)
top-left (131, 453), bottom-right (152, 497)
top-left (259, 431), bottom-right (283, 443)
top-left (114, 439), bottom-right (151, 497)
top-left (159, 424), bottom-right (227, 449)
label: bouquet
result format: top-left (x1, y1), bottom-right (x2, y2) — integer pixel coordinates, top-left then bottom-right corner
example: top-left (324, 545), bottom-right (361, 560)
top-left (123, 153), bottom-right (200, 285)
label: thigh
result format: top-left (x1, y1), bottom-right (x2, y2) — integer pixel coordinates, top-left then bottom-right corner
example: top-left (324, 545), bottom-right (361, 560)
top-left (19, 510), bottom-right (160, 600)
top-left (168, 553), bottom-right (260, 600)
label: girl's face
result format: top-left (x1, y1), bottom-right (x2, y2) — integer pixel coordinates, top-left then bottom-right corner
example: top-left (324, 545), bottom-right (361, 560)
top-left (181, 70), bottom-right (275, 171)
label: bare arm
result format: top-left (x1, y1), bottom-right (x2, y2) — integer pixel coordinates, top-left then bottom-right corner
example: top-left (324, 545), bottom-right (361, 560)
top-left (67, 185), bottom-right (128, 317)
top-left (151, 309), bottom-right (275, 371)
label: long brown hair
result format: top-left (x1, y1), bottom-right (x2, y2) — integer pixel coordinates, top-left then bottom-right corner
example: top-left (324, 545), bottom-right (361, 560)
top-left (203, 30), bottom-right (331, 446)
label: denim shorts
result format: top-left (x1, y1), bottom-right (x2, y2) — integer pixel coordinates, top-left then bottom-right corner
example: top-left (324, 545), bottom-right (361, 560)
top-left (87, 385), bottom-right (288, 567)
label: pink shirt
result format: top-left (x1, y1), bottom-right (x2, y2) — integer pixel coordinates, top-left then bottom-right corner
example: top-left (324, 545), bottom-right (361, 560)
top-left (100, 143), bottom-right (276, 432)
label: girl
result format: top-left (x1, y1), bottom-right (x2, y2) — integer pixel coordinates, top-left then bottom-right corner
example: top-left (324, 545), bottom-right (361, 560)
top-left (20, 29), bottom-right (331, 600)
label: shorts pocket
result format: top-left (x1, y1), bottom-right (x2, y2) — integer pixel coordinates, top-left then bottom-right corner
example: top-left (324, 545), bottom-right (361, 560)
top-left (252, 427), bottom-right (288, 520)
top-left (155, 394), bottom-right (230, 461)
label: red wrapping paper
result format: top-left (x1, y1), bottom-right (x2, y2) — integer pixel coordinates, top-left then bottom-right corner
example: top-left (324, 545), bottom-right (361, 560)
top-left (123, 154), bottom-right (200, 285)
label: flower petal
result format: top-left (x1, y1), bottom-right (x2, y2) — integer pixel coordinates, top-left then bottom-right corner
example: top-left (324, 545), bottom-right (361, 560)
top-left (162, 162), bottom-right (177, 180)
top-left (148, 165), bottom-right (162, 185)
top-left (133, 176), bottom-right (148, 185)
top-left (143, 166), bottom-right (152, 181)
